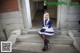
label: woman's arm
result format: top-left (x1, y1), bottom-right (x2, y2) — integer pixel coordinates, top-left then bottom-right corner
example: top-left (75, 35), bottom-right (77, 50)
top-left (42, 20), bottom-right (44, 27)
top-left (48, 20), bottom-right (52, 28)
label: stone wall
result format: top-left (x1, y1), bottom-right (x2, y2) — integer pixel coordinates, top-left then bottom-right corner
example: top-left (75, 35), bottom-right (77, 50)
top-left (60, 5), bottom-right (80, 34)
top-left (67, 6), bottom-right (80, 30)
top-left (0, 11), bottom-right (24, 39)
top-left (0, 26), bottom-right (6, 41)
top-left (0, 0), bottom-right (24, 39)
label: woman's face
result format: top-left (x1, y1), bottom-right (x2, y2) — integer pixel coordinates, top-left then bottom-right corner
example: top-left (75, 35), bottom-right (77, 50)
top-left (44, 13), bottom-right (49, 20)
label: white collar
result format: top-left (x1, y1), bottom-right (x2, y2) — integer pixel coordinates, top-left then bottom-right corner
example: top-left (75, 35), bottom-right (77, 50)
top-left (44, 19), bottom-right (50, 26)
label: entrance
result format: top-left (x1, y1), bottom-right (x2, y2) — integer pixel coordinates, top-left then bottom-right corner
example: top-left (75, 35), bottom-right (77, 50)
top-left (30, 0), bottom-right (58, 29)
top-left (21, 0), bottom-right (61, 30)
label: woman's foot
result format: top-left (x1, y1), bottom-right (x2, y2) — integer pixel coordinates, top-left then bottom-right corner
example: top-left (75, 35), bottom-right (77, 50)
top-left (42, 45), bottom-right (48, 51)
top-left (42, 39), bottom-right (49, 51)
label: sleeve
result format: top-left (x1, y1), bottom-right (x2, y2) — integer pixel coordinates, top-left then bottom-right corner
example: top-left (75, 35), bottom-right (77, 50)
top-left (48, 20), bottom-right (52, 28)
top-left (42, 20), bottom-right (44, 27)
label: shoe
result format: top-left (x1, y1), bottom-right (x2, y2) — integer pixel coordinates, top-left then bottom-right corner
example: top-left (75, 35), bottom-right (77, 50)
top-left (42, 46), bottom-right (47, 51)
top-left (42, 45), bottom-right (49, 51)
top-left (42, 40), bottom-right (49, 51)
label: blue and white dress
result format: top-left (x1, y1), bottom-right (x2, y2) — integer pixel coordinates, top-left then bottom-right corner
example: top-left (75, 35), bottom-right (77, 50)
top-left (38, 19), bottom-right (54, 36)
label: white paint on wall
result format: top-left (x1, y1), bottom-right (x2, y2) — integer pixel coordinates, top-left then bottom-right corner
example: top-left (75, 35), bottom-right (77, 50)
top-left (0, 18), bottom-right (23, 24)
top-left (0, 11), bottom-right (22, 19)
top-left (0, 12), bottom-right (23, 24)
top-left (0, 11), bottom-right (23, 26)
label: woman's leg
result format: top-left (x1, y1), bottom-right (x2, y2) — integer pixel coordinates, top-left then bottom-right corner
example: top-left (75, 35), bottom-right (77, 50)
top-left (41, 35), bottom-right (49, 51)
top-left (39, 34), bottom-right (49, 51)
top-left (39, 34), bottom-right (47, 41)
top-left (39, 34), bottom-right (44, 40)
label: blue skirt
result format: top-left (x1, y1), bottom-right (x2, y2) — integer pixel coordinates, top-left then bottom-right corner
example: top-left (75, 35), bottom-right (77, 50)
top-left (38, 27), bottom-right (54, 36)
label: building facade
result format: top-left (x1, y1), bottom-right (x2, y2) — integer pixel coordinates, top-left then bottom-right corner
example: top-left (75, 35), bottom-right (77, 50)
top-left (0, 0), bottom-right (80, 40)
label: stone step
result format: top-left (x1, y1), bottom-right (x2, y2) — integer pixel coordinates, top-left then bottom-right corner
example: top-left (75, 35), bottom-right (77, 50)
top-left (13, 42), bottom-right (43, 52)
top-left (21, 28), bottom-right (61, 35)
top-left (16, 34), bottom-right (73, 45)
top-left (68, 30), bottom-right (80, 52)
top-left (69, 30), bottom-right (80, 37)
top-left (13, 42), bottom-right (78, 53)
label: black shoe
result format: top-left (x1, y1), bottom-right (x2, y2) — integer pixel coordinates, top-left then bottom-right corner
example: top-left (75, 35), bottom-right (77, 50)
top-left (45, 40), bottom-right (50, 50)
top-left (42, 45), bottom-right (48, 51)
top-left (42, 46), bottom-right (46, 51)
top-left (42, 40), bottom-right (49, 51)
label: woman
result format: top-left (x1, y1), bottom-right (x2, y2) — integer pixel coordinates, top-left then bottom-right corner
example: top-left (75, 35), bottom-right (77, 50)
top-left (38, 12), bottom-right (54, 51)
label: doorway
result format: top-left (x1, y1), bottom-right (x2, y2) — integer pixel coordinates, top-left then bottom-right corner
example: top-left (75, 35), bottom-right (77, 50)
top-left (30, 0), bottom-right (57, 29)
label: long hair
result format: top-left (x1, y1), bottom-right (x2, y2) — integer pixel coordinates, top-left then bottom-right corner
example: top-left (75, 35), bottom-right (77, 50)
top-left (43, 12), bottom-right (50, 20)
top-left (43, 12), bottom-right (50, 26)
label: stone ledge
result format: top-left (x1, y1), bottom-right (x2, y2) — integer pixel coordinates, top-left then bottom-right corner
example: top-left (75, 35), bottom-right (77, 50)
top-left (69, 30), bottom-right (80, 37)
top-left (73, 37), bottom-right (80, 52)
top-left (13, 42), bottom-right (78, 53)
top-left (68, 30), bottom-right (80, 52)
top-left (7, 30), bottom-right (21, 45)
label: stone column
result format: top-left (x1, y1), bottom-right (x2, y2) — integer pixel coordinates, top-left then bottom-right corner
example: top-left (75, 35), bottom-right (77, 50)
top-left (57, 0), bottom-right (61, 29)
top-left (59, 0), bottom-right (71, 35)
top-left (21, 0), bottom-right (32, 30)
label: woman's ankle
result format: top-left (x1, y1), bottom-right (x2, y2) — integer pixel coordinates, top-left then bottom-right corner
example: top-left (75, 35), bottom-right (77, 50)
top-left (44, 39), bottom-right (49, 46)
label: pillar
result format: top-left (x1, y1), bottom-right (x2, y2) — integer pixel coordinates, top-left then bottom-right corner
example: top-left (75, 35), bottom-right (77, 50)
top-left (21, 0), bottom-right (32, 30)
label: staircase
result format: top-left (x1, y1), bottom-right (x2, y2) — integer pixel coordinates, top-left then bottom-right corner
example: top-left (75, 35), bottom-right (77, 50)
top-left (12, 29), bottom-right (79, 53)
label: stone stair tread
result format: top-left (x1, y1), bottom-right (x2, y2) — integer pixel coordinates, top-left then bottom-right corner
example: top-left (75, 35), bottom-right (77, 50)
top-left (13, 42), bottom-right (78, 53)
top-left (13, 42), bottom-right (43, 52)
top-left (28, 27), bottom-right (57, 31)
top-left (74, 37), bottom-right (80, 45)
top-left (16, 34), bottom-right (73, 44)
top-left (69, 30), bottom-right (80, 37)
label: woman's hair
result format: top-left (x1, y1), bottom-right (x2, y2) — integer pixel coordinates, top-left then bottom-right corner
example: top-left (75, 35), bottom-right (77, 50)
top-left (43, 12), bottom-right (49, 19)
top-left (43, 12), bottom-right (50, 25)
